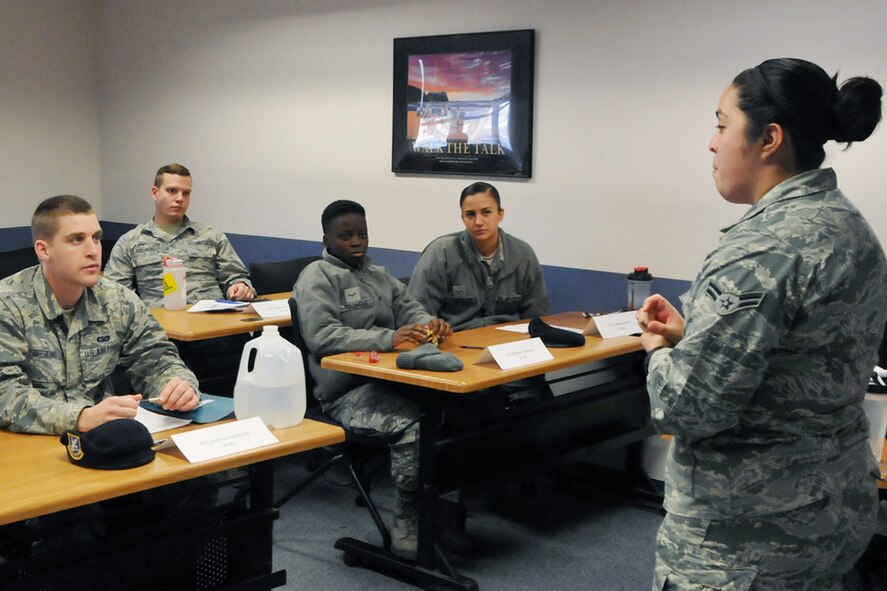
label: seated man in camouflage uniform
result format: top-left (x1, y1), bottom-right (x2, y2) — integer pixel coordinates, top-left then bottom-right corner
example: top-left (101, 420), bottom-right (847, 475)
top-left (0, 194), bottom-right (200, 434)
top-left (104, 163), bottom-right (255, 392)
top-left (0, 195), bottom-right (206, 559)
top-left (104, 162), bottom-right (254, 306)
top-left (295, 199), bottom-right (452, 560)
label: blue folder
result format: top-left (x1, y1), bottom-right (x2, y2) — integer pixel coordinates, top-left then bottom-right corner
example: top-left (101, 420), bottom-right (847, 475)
top-left (139, 393), bottom-right (234, 423)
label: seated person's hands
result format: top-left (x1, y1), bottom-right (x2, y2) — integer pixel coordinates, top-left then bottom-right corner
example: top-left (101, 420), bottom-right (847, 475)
top-left (392, 319), bottom-right (454, 348)
top-left (228, 281), bottom-right (255, 301)
top-left (393, 323), bottom-right (431, 348)
top-left (636, 294), bottom-right (685, 350)
top-left (77, 394), bottom-right (142, 432)
top-left (152, 377), bottom-right (201, 411)
top-left (425, 318), bottom-right (452, 343)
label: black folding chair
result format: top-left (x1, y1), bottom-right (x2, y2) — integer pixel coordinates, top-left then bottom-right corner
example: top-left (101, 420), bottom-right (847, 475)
top-left (249, 256), bottom-right (320, 295)
top-left (273, 297), bottom-right (395, 558)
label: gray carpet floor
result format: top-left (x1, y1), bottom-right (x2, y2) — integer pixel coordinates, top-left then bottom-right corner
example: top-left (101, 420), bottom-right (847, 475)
top-left (270, 453), bottom-right (663, 590)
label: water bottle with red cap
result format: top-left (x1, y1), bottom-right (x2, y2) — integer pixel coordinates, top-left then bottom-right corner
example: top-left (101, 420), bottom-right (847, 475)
top-left (627, 266), bottom-right (653, 311)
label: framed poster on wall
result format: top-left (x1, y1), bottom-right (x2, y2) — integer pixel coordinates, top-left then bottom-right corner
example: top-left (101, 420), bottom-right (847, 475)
top-left (392, 29), bottom-right (534, 178)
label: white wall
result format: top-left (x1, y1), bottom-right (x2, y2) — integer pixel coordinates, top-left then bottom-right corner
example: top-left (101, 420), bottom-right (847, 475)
top-left (0, 0), bottom-right (101, 225)
top-left (5, 0), bottom-right (885, 282)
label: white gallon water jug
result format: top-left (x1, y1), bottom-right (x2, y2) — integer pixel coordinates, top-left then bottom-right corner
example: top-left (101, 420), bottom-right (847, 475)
top-left (233, 325), bottom-right (306, 428)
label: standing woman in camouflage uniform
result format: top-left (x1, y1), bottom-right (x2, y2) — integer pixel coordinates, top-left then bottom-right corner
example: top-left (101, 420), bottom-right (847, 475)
top-left (637, 58), bottom-right (886, 590)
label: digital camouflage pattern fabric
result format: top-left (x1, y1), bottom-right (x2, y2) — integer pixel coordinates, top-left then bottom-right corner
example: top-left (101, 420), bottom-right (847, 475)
top-left (0, 267), bottom-right (199, 434)
top-left (647, 168), bottom-right (887, 588)
top-left (104, 216), bottom-right (252, 307)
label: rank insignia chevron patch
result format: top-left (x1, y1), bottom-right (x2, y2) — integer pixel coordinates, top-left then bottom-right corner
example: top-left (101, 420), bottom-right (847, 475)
top-left (706, 280), bottom-right (765, 315)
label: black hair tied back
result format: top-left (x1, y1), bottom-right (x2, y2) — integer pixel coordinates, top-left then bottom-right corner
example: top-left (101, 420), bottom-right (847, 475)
top-left (735, 58), bottom-right (883, 171)
top-left (833, 76), bottom-right (883, 145)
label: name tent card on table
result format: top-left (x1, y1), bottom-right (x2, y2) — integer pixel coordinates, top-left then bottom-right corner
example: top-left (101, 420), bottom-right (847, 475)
top-left (246, 299), bottom-right (291, 319)
top-left (170, 416), bottom-right (279, 463)
top-left (473, 337), bottom-right (553, 370)
top-left (584, 311), bottom-right (642, 339)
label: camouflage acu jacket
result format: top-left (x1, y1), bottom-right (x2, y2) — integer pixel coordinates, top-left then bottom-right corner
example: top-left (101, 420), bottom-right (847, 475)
top-left (0, 267), bottom-right (198, 434)
top-left (103, 216), bottom-right (252, 307)
top-left (647, 168), bottom-right (887, 519)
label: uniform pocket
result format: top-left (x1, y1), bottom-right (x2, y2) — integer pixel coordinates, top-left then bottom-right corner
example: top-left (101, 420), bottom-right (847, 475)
top-left (26, 349), bottom-right (64, 390)
top-left (494, 294), bottom-right (521, 315)
top-left (80, 337), bottom-right (122, 383)
top-left (133, 252), bottom-right (163, 270)
top-left (655, 566), bottom-right (756, 591)
top-left (656, 514), bottom-right (757, 591)
top-left (443, 294), bottom-right (477, 316)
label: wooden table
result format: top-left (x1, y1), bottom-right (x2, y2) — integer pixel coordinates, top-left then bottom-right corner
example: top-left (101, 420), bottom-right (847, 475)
top-left (0, 419), bottom-right (344, 589)
top-left (0, 418), bottom-right (342, 525)
top-left (150, 291), bottom-right (292, 341)
top-left (321, 312), bottom-right (646, 591)
top-left (321, 311), bottom-right (642, 393)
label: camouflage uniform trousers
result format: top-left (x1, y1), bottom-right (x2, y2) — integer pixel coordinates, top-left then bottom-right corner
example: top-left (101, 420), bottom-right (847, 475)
top-left (653, 462), bottom-right (878, 591)
top-left (323, 381), bottom-right (421, 493)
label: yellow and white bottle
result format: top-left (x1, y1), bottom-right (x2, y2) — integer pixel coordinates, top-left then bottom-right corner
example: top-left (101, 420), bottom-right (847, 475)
top-left (162, 257), bottom-right (187, 310)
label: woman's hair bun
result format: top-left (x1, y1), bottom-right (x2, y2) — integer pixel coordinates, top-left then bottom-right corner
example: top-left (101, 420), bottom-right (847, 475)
top-left (833, 76), bottom-right (882, 144)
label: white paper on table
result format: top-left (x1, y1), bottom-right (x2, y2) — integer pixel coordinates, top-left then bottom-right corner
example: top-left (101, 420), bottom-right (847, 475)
top-left (495, 322), bottom-right (583, 335)
top-left (473, 337), bottom-right (554, 370)
top-left (135, 406), bottom-right (192, 433)
top-left (246, 299), bottom-right (290, 319)
top-left (495, 323), bottom-right (530, 334)
top-left (171, 416), bottom-right (279, 463)
top-left (551, 324), bottom-right (585, 335)
top-left (186, 299), bottom-right (250, 313)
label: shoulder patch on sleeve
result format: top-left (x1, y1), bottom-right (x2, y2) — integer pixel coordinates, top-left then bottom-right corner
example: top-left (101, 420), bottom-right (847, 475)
top-left (706, 280), bottom-right (765, 316)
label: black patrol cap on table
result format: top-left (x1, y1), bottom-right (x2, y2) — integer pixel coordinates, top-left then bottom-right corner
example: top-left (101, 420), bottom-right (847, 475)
top-left (60, 419), bottom-right (156, 470)
top-left (528, 316), bottom-right (585, 348)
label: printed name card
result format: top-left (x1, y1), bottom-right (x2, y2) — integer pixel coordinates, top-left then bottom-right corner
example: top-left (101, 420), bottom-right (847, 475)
top-left (247, 299), bottom-right (290, 319)
top-left (171, 416), bottom-right (279, 463)
top-left (473, 337), bottom-right (553, 370)
top-left (584, 311), bottom-right (642, 339)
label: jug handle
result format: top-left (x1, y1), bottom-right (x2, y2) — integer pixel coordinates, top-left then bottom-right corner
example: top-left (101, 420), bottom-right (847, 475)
top-left (238, 342), bottom-right (258, 376)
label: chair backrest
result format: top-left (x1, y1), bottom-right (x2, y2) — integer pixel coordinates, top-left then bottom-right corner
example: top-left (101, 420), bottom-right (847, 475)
top-left (0, 247), bottom-right (38, 279)
top-left (249, 256), bottom-right (320, 295)
top-left (1, 238), bottom-right (117, 280)
top-left (879, 319), bottom-right (887, 369)
top-left (288, 296), bottom-right (319, 405)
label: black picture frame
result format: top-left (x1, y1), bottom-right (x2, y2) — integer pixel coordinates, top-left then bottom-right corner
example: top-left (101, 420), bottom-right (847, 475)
top-left (392, 29), bottom-right (534, 178)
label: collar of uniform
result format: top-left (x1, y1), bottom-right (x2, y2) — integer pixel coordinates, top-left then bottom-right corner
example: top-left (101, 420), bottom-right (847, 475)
top-left (459, 229), bottom-right (510, 279)
top-left (32, 268), bottom-right (108, 326)
top-left (144, 215), bottom-right (195, 239)
top-left (33, 267), bottom-right (64, 321)
top-left (459, 228), bottom-right (506, 261)
top-left (83, 281), bottom-right (111, 324)
top-left (321, 248), bottom-right (374, 273)
top-left (720, 168), bottom-right (837, 234)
